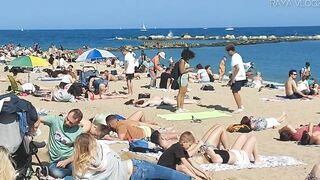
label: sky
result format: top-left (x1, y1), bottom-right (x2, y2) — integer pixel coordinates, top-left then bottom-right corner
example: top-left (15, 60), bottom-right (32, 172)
top-left (2, 0), bottom-right (320, 29)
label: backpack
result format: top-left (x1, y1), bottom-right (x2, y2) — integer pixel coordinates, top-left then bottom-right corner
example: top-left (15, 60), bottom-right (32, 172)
top-left (201, 84), bottom-right (215, 91)
top-left (171, 61), bottom-right (181, 90)
top-left (129, 139), bottom-right (161, 153)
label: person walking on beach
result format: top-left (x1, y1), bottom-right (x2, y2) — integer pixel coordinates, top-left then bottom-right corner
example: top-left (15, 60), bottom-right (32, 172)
top-left (150, 51), bottom-right (166, 88)
top-left (218, 56), bottom-right (227, 82)
top-left (225, 44), bottom-right (246, 113)
top-left (121, 47), bottom-right (135, 95)
top-left (176, 48), bottom-right (195, 113)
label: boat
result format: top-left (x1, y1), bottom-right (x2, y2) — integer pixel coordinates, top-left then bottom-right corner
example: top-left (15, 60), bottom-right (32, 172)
top-left (115, 36), bottom-right (125, 40)
top-left (167, 31), bottom-right (173, 38)
top-left (140, 23), bottom-right (147, 32)
top-left (21, 28), bottom-right (24, 32)
top-left (225, 27), bottom-right (234, 31)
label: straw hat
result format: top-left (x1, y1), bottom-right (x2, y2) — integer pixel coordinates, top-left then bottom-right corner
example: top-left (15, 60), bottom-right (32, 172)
top-left (159, 52), bottom-right (166, 59)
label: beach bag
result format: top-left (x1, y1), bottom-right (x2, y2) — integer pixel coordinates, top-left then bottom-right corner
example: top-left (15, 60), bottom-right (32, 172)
top-left (171, 61), bottom-right (181, 90)
top-left (201, 85), bottom-right (214, 91)
top-left (129, 139), bottom-right (161, 153)
top-left (138, 93), bottom-right (150, 99)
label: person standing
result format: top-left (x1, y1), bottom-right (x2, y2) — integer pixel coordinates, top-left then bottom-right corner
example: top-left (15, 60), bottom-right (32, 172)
top-left (176, 48), bottom-right (195, 113)
top-left (218, 56), bottom-right (227, 82)
top-left (121, 47), bottom-right (135, 95)
top-left (150, 52), bottom-right (166, 88)
top-left (225, 44), bottom-right (246, 113)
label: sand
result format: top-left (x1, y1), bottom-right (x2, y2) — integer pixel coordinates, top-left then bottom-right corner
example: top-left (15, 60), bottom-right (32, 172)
top-left (0, 62), bottom-right (319, 180)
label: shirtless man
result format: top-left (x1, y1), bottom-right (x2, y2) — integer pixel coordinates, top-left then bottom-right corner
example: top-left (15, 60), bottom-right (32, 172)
top-left (103, 70), bottom-right (119, 81)
top-left (285, 69), bottom-right (311, 99)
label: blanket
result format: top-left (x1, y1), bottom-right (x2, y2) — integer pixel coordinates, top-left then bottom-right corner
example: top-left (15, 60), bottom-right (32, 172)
top-left (157, 111), bottom-right (231, 121)
top-left (200, 155), bottom-right (304, 171)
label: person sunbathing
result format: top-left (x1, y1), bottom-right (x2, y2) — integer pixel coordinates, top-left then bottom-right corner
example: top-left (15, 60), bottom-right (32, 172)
top-left (278, 123), bottom-right (320, 141)
top-left (300, 122), bottom-right (320, 145)
top-left (151, 124), bottom-right (229, 154)
top-left (125, 96), bottom-right (199, 107)
top-left (202, 134), bottom-right (261, 165)
top-left (85, 90), bottom-right (127, 100)
top-left (105, 113), bottom-right (177, 141)
top-left (235, 112), bottom-right (287, 132)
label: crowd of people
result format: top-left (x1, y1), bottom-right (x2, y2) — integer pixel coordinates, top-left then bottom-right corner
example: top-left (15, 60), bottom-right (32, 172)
top-left (0, 42), bottom-right (319, 180)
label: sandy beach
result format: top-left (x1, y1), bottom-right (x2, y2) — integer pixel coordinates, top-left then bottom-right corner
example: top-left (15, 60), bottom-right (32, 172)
top-left (1, 62), bottom-right (319, 180)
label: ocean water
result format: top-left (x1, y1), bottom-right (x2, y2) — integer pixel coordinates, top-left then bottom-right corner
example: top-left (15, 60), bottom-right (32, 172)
top-left (1, 26), bottom-right (320, 83)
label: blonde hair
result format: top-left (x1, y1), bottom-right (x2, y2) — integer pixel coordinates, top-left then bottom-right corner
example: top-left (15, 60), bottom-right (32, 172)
top-left (0, 146), bottom-right (16, 180)
top-left (73, 133), bottom-right (97, 177)
top-left (179, 131), bottom-right (196, 143)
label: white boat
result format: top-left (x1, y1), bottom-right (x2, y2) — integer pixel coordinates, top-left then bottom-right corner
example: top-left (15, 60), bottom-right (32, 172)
top-left (225, 27), bottom-right (234, 31)
top-left (115, 36), bottom-right (125, 40)
top-left (167, 31), bottom-right (173, 37)
top-left (21, 28), bottom-right (24, 32)
top-left (140, 23), bottom-right (147, 32)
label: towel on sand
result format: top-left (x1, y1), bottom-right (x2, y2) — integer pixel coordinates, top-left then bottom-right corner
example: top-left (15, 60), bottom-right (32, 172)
top-left (157, 111), bottom-right (231, 121)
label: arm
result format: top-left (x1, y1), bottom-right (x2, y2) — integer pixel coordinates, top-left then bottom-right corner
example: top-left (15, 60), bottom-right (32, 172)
top-left (166, 78), bottom-right (172, 89)
top-left (179, 60), bottom-right (188, 74)
top-left (187, 140), bottom-right (204, 157)
top-left (308, 122), bottom-right (313, 134)
top-left (292, 82), bottom-right (308, 98)
top-left (56, 155), bottom-right (73, 168)
top-left (181, 158), bottom-right (208, 180)
top-left (231, 64), bottom-right (239, 82)
top-left (278, 125), bottom-right (297, 134)
top-left (187, 158), bottom-right (210, 179)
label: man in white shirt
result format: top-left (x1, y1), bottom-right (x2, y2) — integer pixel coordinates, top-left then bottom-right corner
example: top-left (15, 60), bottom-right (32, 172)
top-left (121, 47), bottom-right (135, 95)
top-left (226, 44), bottom-right (246, 113)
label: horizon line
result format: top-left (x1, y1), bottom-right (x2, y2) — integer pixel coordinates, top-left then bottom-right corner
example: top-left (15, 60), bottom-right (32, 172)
top-left (1, 25), bottom-right (320, 31)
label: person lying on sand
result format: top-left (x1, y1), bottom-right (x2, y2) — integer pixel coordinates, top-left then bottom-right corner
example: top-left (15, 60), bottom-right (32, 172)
top-left (85, 90), bottom-right (127, 100)
top-left (105, 112), bottom-right (177, 141)
top-left (278, 123), bottom-right (320, 141)
top-left (306, 163), bottom-right (320, 180)
top-left (124, 96), bottom-right (199, 107)
top-left (228, 112), bottom-right (287, 132)
top-left (201, 133), bottom-right (261, 165)
top-left (151, 124), bottom-right (229, 154)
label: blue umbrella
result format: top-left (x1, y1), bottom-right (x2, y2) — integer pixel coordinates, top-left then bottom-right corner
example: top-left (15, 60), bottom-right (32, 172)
top-left (76, 48), bottom-right (116, 62)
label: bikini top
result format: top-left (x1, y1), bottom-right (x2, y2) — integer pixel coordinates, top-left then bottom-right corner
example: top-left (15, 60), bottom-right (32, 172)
top-left (214, 149), bottom-right (230, 164)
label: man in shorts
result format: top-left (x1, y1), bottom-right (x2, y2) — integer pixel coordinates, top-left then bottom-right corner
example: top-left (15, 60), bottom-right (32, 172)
top-left (226, 44), bottom-right (246, 113)
top-left (285, 69), bottom-right (311, 99)
top-left (121, 47), bottom-right (136, 95)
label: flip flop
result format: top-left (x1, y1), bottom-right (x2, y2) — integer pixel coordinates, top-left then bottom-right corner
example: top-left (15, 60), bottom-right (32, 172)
top-left (191, 115), bottom-right (202, 123)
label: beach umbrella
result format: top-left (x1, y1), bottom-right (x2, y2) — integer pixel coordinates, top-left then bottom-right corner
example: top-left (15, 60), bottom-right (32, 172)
top-left (76, 48), bottom-right (116, 62)
top-left (9, 56), bottom-right (50, 67)
top-left (9, 56), bottom-right (50, 82)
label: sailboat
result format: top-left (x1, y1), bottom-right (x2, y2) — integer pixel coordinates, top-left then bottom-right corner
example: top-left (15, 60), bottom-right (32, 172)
top-left (140, 23), bottom-right (147, 32)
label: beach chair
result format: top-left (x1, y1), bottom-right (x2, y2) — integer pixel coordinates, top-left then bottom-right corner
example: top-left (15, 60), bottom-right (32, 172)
top-left (7, 75), bottom-right (23, 93)
top-left (79, 66), bottom-right (99, 89)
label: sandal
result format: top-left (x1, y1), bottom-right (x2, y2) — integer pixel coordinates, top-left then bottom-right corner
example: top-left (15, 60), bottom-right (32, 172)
top-left (191, 115), bottom-right (202, 123)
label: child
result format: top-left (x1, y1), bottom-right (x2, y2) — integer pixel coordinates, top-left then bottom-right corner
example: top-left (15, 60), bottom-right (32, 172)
top-left (157, 131), bottom-right (209, 180)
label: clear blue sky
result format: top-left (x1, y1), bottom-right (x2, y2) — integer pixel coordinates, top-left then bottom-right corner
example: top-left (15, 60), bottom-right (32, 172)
top-left (2, 0), bottom-right (320, 29)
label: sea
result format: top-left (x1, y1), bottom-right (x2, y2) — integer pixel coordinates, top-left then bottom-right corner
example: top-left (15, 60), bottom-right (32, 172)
top-left (1, 26), bottom-right (320, 83)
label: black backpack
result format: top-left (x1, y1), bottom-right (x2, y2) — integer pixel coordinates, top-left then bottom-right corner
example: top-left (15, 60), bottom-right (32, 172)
top-left (171, 61), bottom-right (181, 90)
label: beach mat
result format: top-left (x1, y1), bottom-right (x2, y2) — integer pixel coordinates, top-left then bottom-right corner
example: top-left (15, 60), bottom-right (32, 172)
top-left (200, 155), bottom-right (304, 171)
top-left (157, 111), bottom-right (231, 121)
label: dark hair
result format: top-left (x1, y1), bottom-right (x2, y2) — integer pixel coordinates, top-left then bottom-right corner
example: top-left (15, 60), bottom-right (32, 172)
top-left (181, 48), bottom-right (195, 61)
top-left (69, 109), bottom-right (83, 121)
top-left (306, 62), bottom-right (310, 67)
top-left (105, 114), bottom-right (117, 123)
top-left (225, 44), bottom-right (235, 51)
top-left (150, 130), bottom-right (161, 145)
top-left (124, 99), bottom-right (134, 105)
top-left (196, 64), bottom-right (203, 69)
top-left (135, 100), bottom-right (144, 105)
top-left (12, 68), bottom-right (19, 76)
top-left (165, 67), bottom-right (171, 72)
top-left (300, 131), bottom-right (310, 145)
top-left (205, 65), bottom-right (211, 70)
top-left (279, 131), bottom-right (293, 141)
top-left (289, 69), bottom-right (297, 77)
top-left (240, 116), bottom-right (251, 129)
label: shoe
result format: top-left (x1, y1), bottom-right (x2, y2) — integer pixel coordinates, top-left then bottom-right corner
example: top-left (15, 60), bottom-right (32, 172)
top-left (233, 108), bottom-right (244, 113)
top-left (240, 105), bottom-right (245, 110)
top-left (175, 108), bottom-right (184, 113)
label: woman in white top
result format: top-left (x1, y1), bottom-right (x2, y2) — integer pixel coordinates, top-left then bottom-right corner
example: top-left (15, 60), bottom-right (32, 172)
top-left (196, 64), bottom-right (210, 83)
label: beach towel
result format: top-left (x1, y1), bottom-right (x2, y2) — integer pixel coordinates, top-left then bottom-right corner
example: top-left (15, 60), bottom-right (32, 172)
top-left (157, 111), bottom-right (231, 121)
top-left (200, 155), bottom-right (304, 171)
top-left (37, 77), bottom-right (62, 81)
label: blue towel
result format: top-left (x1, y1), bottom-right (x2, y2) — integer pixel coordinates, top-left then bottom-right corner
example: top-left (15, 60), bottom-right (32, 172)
top-left (17, 112), bottom-right (28, 136)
